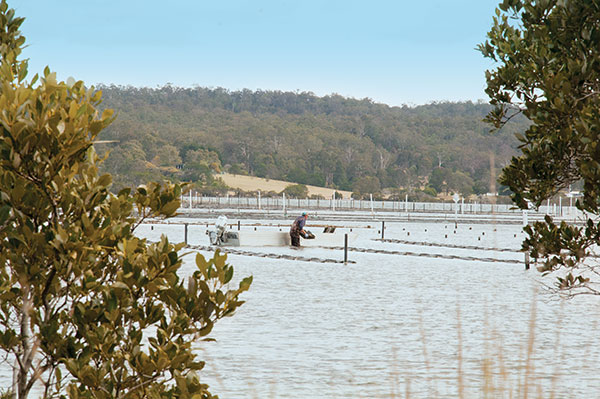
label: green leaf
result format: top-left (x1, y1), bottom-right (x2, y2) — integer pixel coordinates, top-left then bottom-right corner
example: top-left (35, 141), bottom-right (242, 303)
top-left (97, 173), bottom-right (112, 188)
top-left (0, 205), bottom-right (10, 224)
top-left (161, 200), bottom-right (179, 216)
top-left (239, 276), bottom-right (253, 292)
top-left (224, 266), bottom-right (234, 284)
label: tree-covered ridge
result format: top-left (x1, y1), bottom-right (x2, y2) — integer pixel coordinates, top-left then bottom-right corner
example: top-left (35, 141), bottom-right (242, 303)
top-left (96, 86), bottom-right (528, 198)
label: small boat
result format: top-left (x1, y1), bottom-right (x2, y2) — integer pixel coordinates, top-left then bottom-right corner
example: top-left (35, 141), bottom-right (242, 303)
top-left (207, 216), bottom-right (353, 247)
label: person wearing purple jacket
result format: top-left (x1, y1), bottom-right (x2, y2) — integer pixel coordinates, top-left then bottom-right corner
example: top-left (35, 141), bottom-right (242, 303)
top-left (289, 212), bottom-right (308, 247)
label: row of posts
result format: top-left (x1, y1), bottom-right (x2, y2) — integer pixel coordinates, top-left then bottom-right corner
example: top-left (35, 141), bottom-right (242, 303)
top-left (181, 220), bottom-right (530, 268)
top-left (182, 191), bottom-right (579, 220)
top-left (182, 221), bottom-right (351, 264)
top-left (181, 193), bottom-right (545, 214)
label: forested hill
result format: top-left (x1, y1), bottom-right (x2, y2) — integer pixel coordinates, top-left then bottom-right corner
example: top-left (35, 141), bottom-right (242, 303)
top-left (95, 86), bottom-right (528, 199)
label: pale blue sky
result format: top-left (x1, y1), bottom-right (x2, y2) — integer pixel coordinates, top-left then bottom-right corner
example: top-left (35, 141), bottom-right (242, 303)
top-left (12, 1), bottom-right (500, 106)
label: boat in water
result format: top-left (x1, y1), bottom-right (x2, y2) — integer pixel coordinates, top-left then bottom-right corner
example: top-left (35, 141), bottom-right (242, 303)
top-left (207, 216), bottom-right (353, 247)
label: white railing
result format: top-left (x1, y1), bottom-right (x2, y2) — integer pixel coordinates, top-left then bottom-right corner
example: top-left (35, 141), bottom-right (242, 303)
top-left (180, 194), bottom-right (580, 218)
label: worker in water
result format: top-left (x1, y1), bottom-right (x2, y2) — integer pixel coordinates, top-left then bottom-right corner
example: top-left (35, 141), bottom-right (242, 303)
top-left (290, 212), bottom-right (308, 247)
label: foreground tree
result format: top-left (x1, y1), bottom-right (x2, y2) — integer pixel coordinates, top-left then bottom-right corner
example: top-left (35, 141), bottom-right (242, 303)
top-left (480, 0), bottom-right (600, 296)
top-left (0, 2), bottom-right (251, 397)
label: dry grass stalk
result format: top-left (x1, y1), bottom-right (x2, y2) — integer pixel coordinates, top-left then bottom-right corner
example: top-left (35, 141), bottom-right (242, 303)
top-left (523, 294), bottom-right (537, 399)
top-left (418, 313), bottom-right (438, 398)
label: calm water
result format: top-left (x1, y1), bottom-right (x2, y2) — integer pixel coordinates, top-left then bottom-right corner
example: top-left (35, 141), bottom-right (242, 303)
top-left (5, 217), bottom-right (600, 398)
top-left (144, 218), bottom-right (600, 398)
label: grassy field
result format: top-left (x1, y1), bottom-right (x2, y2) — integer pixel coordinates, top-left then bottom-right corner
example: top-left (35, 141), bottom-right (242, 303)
top-left (219, 173), bottom-right (353, 199)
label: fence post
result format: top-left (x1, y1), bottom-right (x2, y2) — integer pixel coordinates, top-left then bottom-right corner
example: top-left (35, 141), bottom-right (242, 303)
top-left (344, 233), bottom-right (348, 264)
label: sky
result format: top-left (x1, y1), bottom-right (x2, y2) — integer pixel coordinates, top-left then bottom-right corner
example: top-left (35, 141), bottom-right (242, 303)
top-left (12, 0), bottom-right (501, 106)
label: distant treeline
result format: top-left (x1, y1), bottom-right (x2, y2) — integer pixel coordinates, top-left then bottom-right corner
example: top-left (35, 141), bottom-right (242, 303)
top-left (95, 85), bottom-right (528, 199)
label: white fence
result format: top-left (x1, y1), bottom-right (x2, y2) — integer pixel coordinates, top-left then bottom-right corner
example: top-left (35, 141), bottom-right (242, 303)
top-left (181, 194), bottom-right (578, 217)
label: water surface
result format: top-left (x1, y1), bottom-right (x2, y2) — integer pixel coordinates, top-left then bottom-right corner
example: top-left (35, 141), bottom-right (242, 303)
top-left (4, 218), bottom-right (599, 398)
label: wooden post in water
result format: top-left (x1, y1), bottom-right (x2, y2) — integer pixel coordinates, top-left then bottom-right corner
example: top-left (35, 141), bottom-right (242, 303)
top-left (381, 221), bottom-right (385, 240)
top-left (184, 223), bottom-right (188, 245)
top-left (344, 233), bottom-right (348, 264)
top-left (237, 220), bottom-right (241, 231)
top-left (453, 193), bottom-right (459, 229)
top-left (525, 252), bottom-right (530, 270)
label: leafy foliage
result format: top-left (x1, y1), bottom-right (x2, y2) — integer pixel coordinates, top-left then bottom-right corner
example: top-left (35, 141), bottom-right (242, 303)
top-left (281, 183), bottom-right (309, 199)
top-left (352, 176), bottom-right (382, 199)
top-left (0, 2), bottom-right (251, 397)
top-left (480, 0), bottom-right (600, 296)
top-left (93, 86), bottom-right (529, 197)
